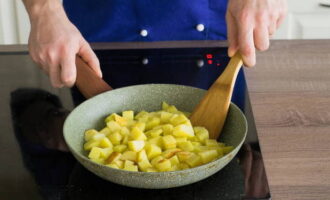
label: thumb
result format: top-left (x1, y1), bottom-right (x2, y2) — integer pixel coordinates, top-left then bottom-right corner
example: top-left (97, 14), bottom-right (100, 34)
top-left (78, 40), bottom-right (102, 78)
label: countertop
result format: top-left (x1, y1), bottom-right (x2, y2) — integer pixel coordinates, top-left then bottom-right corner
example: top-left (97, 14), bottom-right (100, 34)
top-left (1, 40), bottom-right (330, 200)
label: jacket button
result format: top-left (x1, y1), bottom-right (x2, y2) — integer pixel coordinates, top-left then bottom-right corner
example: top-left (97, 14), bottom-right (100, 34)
top-left (196, 24), bottom-right (205, 32)
top-left (140, 29), bottom-right (148, 37)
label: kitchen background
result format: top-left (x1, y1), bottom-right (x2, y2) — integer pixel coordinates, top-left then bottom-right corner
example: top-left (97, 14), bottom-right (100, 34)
top-left (0, 0), bottom-right (330, 199)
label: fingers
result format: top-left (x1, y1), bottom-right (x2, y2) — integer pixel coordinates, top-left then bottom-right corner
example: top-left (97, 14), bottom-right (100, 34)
top-left (238, 22), bottom-right (256, 67)
top-left (60, 52), bottom-right (77, 87)
top-left (79, 40), bottom-right (102, 78)
top-left (49, 63), bottom-right (64, 88)
top-left (254, 24), bottom-right (269, 51)
top-left (226, 12), bottom-right (239, 57)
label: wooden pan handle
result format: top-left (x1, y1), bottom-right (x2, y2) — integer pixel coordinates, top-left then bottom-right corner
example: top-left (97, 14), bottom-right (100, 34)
top-left (75, 56), bottom-right (112, 99)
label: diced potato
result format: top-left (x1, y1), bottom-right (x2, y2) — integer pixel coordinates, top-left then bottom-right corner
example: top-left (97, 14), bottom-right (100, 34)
top-left (146, 144), bottom-right (162, 160)
top-left (166, 105), bottom-right (178, 113)
top-left (151, 155), bottom-right (164, 166)
top-left (175, 137), bottom-right (187, 144)
top-left (138, 160), bottom-right (153, 172)
top-left (106, 121), bottom-right (121, 132)
top-left (146, 129), bottom-right (163, 138)
top-left (105, 113), bottom-right (119, 123)
top-left (194, 127), bottom-right (209, 142)
top-left (128, 140), bottom-right (145, 152)
top-left (99, 127), bottom-right (111, 135)
top-left (91, 158), bottom-right (104, 165)
top-left (145, 117), bottom-right (160, 131)
top-left (113, 160), bottom-right (124, 168)
top-left (135, 110), bottom-right (148, 119)
top-left (162, 149), bottom-right (182, 159)
top-left (169, 165), bottom-right (180, 171)
top-left (173, 124), bottom-right (194, 138)
top-left (120, 127), bottom-right (130, 136)
top-left (147, 137), bottom-right (163, 147)
top-left (122, 110), bottom-right (134, 120)
top-left (105, 152), bottom-right (122, 164)
top-left (113, 144), bottom-right (127, 153)
top-left (88, 147), bottom-right (103, 160)
top-left (160, 111), bottom-right (173, 123)
top-left (205, 139), bottom-right (219, 147)
top-left (162, 135), bottom-right (177, 149)
top-left (185, 154), bottom-right (202, 167)
top-left (123, 160), bottom-right (138, 171)
top-left (137, 150), bottom-right (149, 162)
top-left (146, 167), bottom-right (157, 172)
top-left (99, 137), bottom-right (113, 148)
top-left (121, 151), bottom-right (137, 162)
top-left (178, 163), bottom-right (190, 170)
top-left (92, 133), bottom-right (106, 141)
top-left (115, 114), bottom-right (127, 126)
top-left (130, 127), bottom-right (147, 141)
top-left (169, 155), bottom-right (180, 166)
top-left (162, 102), bottom-right (170, 110)
top-left (162, 124), bottom-right (174, 135)
top-left (106, 163), bottom-right (119, 169)
top-left (137, 116), bottom-right (149, 123)
top-left (133, 122), bottom-right (146, 132)
top-left (101, 147), bottom-right (113, 158)
top-left (198, 150), bottom-right (218, 164)
top-left (84, 129), bottom-right (98, 141)
top-left (177, 151), bottom-right (193, 162)
top-left (84, 139), bottom-right (100, 150)
top-left (107, 132), bottom-right (122, 145)
top-left (170, 114), bottom-right (189, 126)
top-left (154, 159), bottom-right (171, 172)
top-left (177, 141), bottom-right (194, 152)
top-left (122, 135), bottom-right (129, 145)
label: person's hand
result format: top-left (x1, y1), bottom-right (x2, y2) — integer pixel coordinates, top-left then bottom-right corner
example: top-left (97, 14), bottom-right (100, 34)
top-left (226, 0), bottom-right (287, 66)
top-left (26, 1), bottom-right (102, 88)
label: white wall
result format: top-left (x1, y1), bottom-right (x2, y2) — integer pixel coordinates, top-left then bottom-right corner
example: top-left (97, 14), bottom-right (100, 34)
top-left (0, 0), bottom-right (330, 44)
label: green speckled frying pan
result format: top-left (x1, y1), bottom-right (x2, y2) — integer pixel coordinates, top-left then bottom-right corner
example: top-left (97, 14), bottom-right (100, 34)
top-left (63, 58), bottom-right (247, 189)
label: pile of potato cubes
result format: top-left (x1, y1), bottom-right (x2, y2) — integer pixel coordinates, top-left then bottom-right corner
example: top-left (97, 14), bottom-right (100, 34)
top-left (84, 102), bottom-right (233, 172)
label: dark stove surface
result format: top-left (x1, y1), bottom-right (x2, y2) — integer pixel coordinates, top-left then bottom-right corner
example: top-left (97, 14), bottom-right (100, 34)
top-left (8, 46), bottom-right (270, 200)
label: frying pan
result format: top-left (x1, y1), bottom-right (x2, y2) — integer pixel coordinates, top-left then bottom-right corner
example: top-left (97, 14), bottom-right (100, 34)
top-left (63, 57), bottom-right (247, 188)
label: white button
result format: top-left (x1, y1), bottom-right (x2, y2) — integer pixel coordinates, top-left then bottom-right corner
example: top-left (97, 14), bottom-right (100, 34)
top-left (142, 58), bottom-right (149, 65)
top-left (196, 24), bottom-right (205, 32)
top-left (140, 29), bottom-right (148, 37)
top-left (196, 59), bottom-right (204, 68)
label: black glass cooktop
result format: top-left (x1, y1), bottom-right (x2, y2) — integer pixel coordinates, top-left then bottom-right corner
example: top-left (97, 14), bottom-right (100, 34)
top-left (9, 46), bottom-right (270, 200)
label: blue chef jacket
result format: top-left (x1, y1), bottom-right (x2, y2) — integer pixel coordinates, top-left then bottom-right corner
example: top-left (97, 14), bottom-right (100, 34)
top-left (63, 0), bottom-right (246, 110)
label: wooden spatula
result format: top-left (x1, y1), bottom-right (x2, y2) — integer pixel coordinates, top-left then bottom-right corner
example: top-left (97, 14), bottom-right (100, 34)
top-left (75, 56), bottom-right (112, 98)
top-left (190, 53), bottom-right (243, 139)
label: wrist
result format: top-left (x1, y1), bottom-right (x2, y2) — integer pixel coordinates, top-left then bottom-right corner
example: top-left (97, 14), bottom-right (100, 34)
top-left (23, 0), bottom-right (65, 21)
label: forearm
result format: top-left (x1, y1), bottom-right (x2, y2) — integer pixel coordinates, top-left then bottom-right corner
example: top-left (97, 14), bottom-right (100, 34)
top-left (22, 0), bottom-right (65, 21)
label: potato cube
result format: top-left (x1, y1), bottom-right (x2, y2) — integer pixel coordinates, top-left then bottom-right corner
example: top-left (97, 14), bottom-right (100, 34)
top-left (138, 160), bottom-right (153, 172)
top-left (170, 114), bottom-right (189, 126)
top-left (91, 158), bottom-right (104, 165)
top-left (113, 144), bottom-right (127, 153)
top-left (135, 110), bottom-right (148, 120)
top-left (137, 149), bottom-right (149, 162)
top-left (115, 114), bottom-right (127, 126)
top-left (185, 154), bottom-right (202, 167)
top-left (177, 141), bottom-right (194, 152)
top-left (178, 163), bottom-right (190, 170)
top-left (123, 160), bottom-right (138, 171)
top-left (205, 139), bottom-right (219, 147)
top-left (122, 110), bottom-right (134, 120)
top-left (162, 135), bottom-right (177, 149)
top-left (198, 150), bottom-right (218, 164)
top-left (113, 160), bottom-right (124, 168)
top-left (88, 147), bottom-right (103, 160)
top-left (222, 146), bottom-right (234, 154)
top-left (154, 159), bottom-right (171, 172)
top-left (145, 117), bottom-right (160, 131)
top-left (177, 151), bottom-right (193, 162)
top-left (162, 102), bottom-right (170, 110)
top-left (128, 140), bottom-right (145, 152)
top-left (160, 111), bottom-right (173, 123)
top-left (169, 155), bottom-right (180, 166)
top-left (133, 122), bottom-right (146, 132)
top-left (137, 116), bottom-right (149, 123)
top-left (146, 129), bottom-right (163, 138)
top-left (162, 149), bottom-right (182, 159)
top-left (169, 165), bottom-right (180, 171)
top-left (120, 127), bottom-right (130, 136)
top-left (147, 136), bottom-right (163, 147)
top-left (175, 137), bottom-right (187, 144)
top-left (173, 124), bottom-right (194, 138)
top-left (130, 127), bottom-right (147, 141)
top-left (84, 139), bottom-right (100, 151)
top-left (107, 132), bottom-right (122, 145)
top-left (146, 144), bottom-right (162, 160)
top-left (101, 147), bottom-right (113, 158)
top-left (151, 155), bottom-right (164, 166)
top-left (105, 152), bottom-right (122, 164)
top-left (106, 163), bottom-right (119, 169)
top-left (162, 124), bottom-right (174, 135)
top-left (106, 121), bottom-right (121, 132)
top-left (99, 137), bottom-right (113, 148)
top-left (84, 129), bottom-right (98, 141)
top-left (194, 127), bottom-right (209, 142)
top-left (92, 133), bottom-right (106, 141)
top-left (99, 127), bottom-right (111, 135)
top-left (122, 135), bottom-right (129, 145)
top-left (146, 167), bottom-right (157, 172)
top-left (105, 113), bottom-right (119, 123)
top-left (121, 151), bottom-right (137, 162)
top-left (166, 105), bottom-right (178, 113)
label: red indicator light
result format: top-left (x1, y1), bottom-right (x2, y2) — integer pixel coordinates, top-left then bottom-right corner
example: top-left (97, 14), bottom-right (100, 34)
top-left (206, 54), bottom-right (213, 59)
top-left (208, 60), bottom-right (213, 65)
top-left (216, 63), bottom-right (220, 66)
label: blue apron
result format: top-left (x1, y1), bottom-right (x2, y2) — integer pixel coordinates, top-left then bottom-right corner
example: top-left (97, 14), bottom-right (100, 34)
top-left (63, 0), bottom-right (246, 110)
